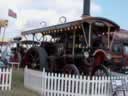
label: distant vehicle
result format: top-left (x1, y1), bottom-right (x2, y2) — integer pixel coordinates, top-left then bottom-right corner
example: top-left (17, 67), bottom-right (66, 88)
top-left (109, 30), bottom-right (128, 72)
top-left (9, 37), bottom-right (40, 68)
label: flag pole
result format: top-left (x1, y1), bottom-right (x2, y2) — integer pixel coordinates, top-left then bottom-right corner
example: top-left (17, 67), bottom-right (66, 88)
top-left (0, 27), bottom-right (1, 36)
top-left (1, 27), bottom-right (6, 49)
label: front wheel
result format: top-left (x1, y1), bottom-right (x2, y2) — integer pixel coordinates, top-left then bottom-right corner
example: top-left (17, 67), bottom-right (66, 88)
top-left (91, 65), bottom-right (109, 76)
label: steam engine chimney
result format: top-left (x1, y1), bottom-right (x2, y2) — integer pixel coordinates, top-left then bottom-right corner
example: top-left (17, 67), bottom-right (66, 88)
top-left (82, 0), bottom-right (90, 17)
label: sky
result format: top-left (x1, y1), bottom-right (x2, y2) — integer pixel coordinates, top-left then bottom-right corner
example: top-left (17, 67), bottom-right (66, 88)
top-left (0, 0), bottom-right (127, 40)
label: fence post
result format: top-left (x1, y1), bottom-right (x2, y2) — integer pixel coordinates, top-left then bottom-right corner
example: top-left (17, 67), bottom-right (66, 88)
top-left (95, 76), bottom-right (98, 95)
top-left (41, 68), bottom-right (46, 96)
top-left (74, 75), bottom-right (79, 95)
top-left (57, 73), bottom-right (61, 96)
top-left (86, 76), bottom-right (90, 95)
top-left (1, 68), bottom-right (5, 90)
top-left (64, 74), bottom-right (68, 96)
top-left (91, 76), bottom-right (95, 95)
top-left (8, 68), bottom-right (12, 90)
top-left (5, 68), bottom-right (9, 90)
top-left (79, 75), bottom-right (83, 95)
top-left (67, 74), bottom-right (71, 96)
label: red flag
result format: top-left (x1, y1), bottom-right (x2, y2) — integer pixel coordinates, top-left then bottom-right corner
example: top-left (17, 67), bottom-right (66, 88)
top-left (8, 9), bottom-right (17, 18)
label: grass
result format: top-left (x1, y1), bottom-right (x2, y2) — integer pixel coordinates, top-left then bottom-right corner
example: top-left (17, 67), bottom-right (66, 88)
top-left (0, 69), bottom-right (40, 96)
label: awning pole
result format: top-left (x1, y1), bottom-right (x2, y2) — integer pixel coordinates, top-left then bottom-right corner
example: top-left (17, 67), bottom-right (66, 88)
top-left (107, 27), bottom-right (110, 49)
top-left (88, 23), bottom-right (92, 47)
top-left (72, 30), bottom-right (76, 56)
top-left (81, 24), bottom-right (89, 47)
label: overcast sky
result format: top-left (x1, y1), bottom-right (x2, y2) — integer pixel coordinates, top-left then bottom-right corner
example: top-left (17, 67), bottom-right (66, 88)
top-left (0, 0), bottom-right (127, 40)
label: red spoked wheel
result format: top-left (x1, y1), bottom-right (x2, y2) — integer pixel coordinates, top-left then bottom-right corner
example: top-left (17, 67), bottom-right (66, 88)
top-left (91, 65), bottom-right (109, 76)
top-left (91, 50), bottom-right (109, 76)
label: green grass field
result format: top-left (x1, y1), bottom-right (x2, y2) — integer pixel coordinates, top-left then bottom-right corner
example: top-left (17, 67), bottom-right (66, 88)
top-left (0, 69), bottom-right (40, 96)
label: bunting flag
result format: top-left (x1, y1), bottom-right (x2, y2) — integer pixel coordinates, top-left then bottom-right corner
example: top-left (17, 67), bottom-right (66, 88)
top-left (8, 9), bottom-right (17, 18)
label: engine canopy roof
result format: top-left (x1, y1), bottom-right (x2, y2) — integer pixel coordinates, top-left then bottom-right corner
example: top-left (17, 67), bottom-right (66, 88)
top-left (22, 16), bottom-right (120, 36)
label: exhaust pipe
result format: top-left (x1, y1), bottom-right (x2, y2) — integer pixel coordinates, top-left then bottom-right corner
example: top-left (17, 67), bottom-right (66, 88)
top-left (82, 0), bottom-right (90, 17)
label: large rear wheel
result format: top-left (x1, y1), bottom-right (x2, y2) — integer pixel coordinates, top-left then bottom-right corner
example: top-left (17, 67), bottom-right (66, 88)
top-left (23, 47), bottom-right (48, 70)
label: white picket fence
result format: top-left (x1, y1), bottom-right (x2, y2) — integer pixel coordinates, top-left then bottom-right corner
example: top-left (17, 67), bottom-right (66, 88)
top-left (0, 68), bottom-right (12, 91)
top-left (42, 73), bottom-right (113, 96)
top-left (24, 67), bottom-right (128, 96)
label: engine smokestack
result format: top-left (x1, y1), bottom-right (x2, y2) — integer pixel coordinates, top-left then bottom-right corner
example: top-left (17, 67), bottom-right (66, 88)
top-left (82, 0), bottom-right (90, 17)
